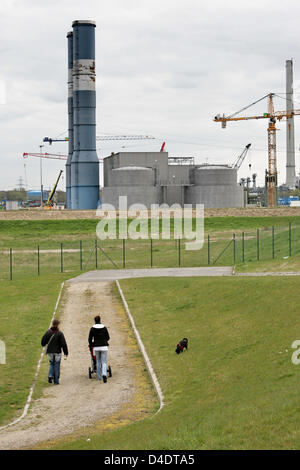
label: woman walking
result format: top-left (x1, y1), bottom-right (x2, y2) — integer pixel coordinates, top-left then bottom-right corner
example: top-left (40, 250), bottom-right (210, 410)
top-left (88, 315), bottom-right (110, 382)
top-left (41, 319), bottom-right (68, 385)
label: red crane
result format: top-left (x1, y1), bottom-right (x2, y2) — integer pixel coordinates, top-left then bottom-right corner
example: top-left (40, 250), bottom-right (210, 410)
top-left (23, 152), bottom-right (103, 162)
top-left (23, 152), bottom-right (67, 161)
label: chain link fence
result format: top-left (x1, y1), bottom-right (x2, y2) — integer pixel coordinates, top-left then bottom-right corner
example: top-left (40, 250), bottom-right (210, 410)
top-left (1, 224), bottom-right (299, 280)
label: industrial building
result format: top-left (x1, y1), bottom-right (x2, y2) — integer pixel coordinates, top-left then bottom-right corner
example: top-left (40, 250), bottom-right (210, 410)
top-left (102, 151), bottom-right (244, 208)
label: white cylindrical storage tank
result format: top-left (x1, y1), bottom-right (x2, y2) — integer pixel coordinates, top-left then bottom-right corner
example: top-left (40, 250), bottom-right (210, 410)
top-left (187, 164), bottom-right (244, 208)
top-left (192, 165), bottom-right (237, 186)
top-left (110, 166), bottom-right (155, 187)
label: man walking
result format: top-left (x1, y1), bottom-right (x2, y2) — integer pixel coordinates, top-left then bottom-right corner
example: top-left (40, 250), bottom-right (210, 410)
top-left (88, 315), bottom-right (110, 383)
top-left (41, 319), bottom-right (68, 385)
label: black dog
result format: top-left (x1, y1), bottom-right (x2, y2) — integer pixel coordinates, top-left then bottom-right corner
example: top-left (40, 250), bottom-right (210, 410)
top-left (175, 338), bottom-right (188, 354)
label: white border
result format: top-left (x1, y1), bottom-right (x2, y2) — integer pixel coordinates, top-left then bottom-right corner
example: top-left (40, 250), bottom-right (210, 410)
top-left (116, 280), bottom-right (165, 415)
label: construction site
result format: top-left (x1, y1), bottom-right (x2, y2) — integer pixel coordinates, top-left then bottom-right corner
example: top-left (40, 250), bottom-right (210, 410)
top-left (9, 22), bottom-right (300, 212)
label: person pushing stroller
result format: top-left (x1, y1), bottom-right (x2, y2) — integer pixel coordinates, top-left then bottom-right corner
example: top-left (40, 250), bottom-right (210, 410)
top-left (88, 315), bottom-right (110, 383)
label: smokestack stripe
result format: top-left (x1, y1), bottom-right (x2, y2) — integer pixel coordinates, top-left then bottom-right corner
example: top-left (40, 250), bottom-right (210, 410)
top-left (66, 31), bottom-right (73, 209)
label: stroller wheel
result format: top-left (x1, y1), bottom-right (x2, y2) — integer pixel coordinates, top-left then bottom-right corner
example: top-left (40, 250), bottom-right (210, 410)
top-left (108, 365), bottom-right (112, 378)
top-left (88, 367), bottom-right (92, 379)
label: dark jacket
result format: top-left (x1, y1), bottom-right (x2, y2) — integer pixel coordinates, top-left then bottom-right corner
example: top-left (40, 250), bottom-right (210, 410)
top-left (41, 327), bottom-right (68, 355)
top-left (88, 324), bottom-right (110, 349)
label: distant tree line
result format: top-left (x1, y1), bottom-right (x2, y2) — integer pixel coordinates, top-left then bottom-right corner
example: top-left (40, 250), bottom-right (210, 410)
top-left (0, 189), bottom-right (66, 204)
top-left (0, 189), bottom-right (27, 201)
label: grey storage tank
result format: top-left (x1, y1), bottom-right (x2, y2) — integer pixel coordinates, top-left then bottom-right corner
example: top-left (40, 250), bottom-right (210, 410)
top-left (187, 164), bottom-right (244, 208)
top-left (192, 164), bottom-right (237, 186)
top-left (102, 166), bottom-right (160, 208)
top-left (110, 166), bottom-right (155, 187)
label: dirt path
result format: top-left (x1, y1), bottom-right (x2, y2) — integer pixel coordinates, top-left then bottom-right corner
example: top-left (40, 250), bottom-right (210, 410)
top-left (0, 281), bottom-right (138, 450)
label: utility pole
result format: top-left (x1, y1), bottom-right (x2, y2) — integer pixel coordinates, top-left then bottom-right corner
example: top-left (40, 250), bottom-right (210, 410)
top-left (39, 144), bottom-right (43, 208)
top-left (286, 59), bottom-right (296, 187)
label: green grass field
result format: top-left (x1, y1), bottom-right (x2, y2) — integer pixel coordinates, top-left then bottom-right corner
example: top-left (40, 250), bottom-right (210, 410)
top-left (1, 215), bottom-right (300, 248)
top-left (2, 215), bottom-right (300, 449)
top-left (2, 216), bottom-right (300, 281)
top-left (0, 273), bottom-right (72, 426)
top-left (46, 276), bottom-right (300, 450)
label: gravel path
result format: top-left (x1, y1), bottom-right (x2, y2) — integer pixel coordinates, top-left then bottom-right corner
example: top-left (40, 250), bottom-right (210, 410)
top-left (0, 281), bottom-right (136, 450)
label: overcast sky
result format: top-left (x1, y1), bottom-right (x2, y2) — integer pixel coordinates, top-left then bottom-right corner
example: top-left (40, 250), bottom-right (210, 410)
top-left (1, 0), bottom-right (300, 191)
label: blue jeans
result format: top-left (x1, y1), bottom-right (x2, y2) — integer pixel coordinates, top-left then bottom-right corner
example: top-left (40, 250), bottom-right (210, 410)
top-left (95, 350), bottom-right (107, 380)
top-left (48, 353), bottom-right (61, 384)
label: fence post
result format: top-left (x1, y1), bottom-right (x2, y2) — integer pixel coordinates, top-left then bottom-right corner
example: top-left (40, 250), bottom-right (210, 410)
top-left (289, 222), bottom-right (292, 257)
top-left (95, 239), bottom-right (98, 269)
top-left (150, 238), bottom-right (153, 267)
top-left (9, 248), bottom-right (12, 281)
top-left (60, 243), bottom-right (63, 273)
top-left (233, 233), bottom-right (236, 264)
top-left (242, 232), bottom-right (245, 262)
top-left (80, 240), bottom-right (82, 270)
top-left (178, 238), bottom-right (181, 266)
top-left (122, 239), bottom-right (126, 269)
top-left (37, 245), bottom-right (40, 276)
top-left (208, 234), bottom-right (210, 265)
top-left (257, 229), bottom-right (260, 261)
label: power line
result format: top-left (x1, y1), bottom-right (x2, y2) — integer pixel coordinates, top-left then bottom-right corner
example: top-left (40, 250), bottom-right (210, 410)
top-left (274, 93), bottom-right (300, 107)
top-left (226, 94), bottom-right (270, 120)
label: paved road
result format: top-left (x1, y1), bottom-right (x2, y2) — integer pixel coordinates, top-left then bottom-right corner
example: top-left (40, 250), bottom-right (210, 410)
top-left (236, 271), bottom-right (300, 276)
top-left (67, 266), bottom-right (233, 283)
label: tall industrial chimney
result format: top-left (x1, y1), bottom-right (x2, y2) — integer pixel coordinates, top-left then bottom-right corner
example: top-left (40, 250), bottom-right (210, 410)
top-left (286, 59), bottom-right (296, 188)
top-left (71, 20), bottom-right (99, 209)
top-left (66, 31), bottom-right (73, 209)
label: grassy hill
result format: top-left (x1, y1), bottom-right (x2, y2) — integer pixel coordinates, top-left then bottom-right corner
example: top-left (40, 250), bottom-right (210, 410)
top-left (52, 276), bottom-right (300, 450)
top-left (2, 214), bottom-right (300, 449)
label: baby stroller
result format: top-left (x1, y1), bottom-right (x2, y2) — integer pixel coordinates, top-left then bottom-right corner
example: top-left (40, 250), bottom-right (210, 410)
top-left (88, 347), bottom-right (112, 379)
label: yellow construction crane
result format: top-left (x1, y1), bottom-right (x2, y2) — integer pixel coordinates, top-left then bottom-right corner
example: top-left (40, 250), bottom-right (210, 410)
top-left (214, 93), bottom-right (300, 207)
top-left (44, 170), bottom-right (63, 209)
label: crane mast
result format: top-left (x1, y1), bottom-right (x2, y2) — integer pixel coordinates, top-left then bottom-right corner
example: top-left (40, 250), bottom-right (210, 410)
top-left (267, 94), bottom-right (277, 207)
top-left (45, 170), bottom-right (63, 208)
